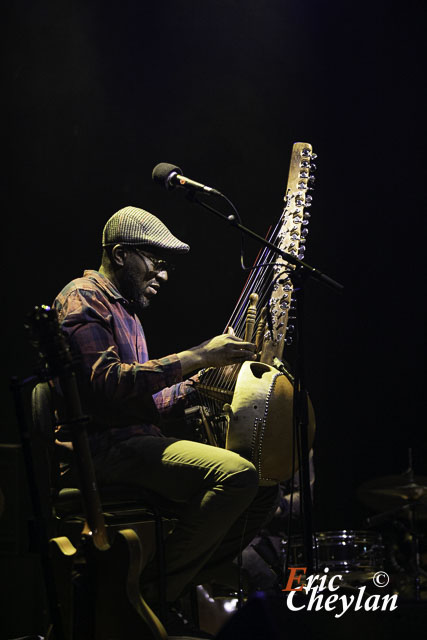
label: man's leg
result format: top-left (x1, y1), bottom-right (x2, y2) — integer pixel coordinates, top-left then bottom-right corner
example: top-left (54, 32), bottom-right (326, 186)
top-left (193, 484), bottom-right (280, 590)
top-left (92, 435), bottom-right (260, 602)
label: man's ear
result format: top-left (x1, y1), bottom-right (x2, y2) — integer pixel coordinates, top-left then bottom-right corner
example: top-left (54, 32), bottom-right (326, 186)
top-left (110, 244), bottom-right (127, 267)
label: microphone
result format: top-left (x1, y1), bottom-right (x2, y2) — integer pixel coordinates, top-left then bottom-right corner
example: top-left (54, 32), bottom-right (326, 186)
top-left (152, 162), bottom-right (222, 196)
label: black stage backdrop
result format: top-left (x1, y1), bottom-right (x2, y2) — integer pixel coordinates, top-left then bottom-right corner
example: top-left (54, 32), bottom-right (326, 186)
top-left (3, 0), bottom-right (426, 532)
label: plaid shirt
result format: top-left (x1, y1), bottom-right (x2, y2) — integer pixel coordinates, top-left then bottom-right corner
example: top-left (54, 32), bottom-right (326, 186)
top-left (53, 270), bottom-right (196, 452)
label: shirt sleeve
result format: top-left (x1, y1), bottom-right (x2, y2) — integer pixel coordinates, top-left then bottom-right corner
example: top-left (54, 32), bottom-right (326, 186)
top-left (53, 287), bottom-right (183, 425)
top-left (153, 375), bottom-right (200, 414)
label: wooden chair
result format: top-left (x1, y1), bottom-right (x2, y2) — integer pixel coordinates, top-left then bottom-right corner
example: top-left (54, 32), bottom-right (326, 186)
top-left (30, 380), bottom-right (176, 639)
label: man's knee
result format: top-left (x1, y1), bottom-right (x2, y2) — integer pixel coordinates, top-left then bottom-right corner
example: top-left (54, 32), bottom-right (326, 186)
top-left (222, 454), bottom-right (259, 495)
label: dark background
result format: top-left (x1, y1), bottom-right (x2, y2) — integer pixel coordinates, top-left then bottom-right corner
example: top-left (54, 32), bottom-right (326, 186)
top-left (3, 0), bottom-right (426, 533)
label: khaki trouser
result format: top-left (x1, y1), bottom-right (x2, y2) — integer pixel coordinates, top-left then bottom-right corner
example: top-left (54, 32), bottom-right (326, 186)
top-left (91, 435), bottom-right (279, 602)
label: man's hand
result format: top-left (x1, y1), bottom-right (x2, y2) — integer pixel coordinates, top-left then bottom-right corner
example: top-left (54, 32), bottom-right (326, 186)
top-left (198, 334), bottom-right (257, 367)
top-left (177, 333), bottom-right (256, 376)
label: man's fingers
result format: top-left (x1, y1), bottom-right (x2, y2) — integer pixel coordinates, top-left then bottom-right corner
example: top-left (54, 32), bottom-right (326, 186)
top-left (231, 346), bottom-right (257, 360)
top-left (231, 341), bottom-right (256, 352)
top-left (226, 333), bottom-right (243, 342)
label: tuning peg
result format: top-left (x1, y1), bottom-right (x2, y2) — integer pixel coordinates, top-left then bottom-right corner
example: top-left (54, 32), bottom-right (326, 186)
top-left (301, 228), bottom-right (309, 236)
top-left (308, 176), bottom-right (315, 184)
top-left (302, 148), bottom-right (311, 157)
top-left (311, 153), bottom-right (318, 159)
top-left (310, 163), bottom-right (317, 171)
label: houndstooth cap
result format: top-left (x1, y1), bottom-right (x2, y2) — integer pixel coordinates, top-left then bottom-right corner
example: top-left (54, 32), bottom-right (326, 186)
top-left (102, 206), bottom-right (190, 253)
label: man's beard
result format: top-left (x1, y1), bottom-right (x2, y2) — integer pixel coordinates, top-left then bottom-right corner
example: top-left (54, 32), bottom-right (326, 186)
top-left (128, 296), bottom-right (150, 316)
top-left (119, 266), bottom-right (151, 314)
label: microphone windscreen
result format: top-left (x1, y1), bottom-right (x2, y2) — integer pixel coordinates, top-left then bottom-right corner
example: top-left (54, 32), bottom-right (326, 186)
top-left (152, 162), bottom-right (183, 186)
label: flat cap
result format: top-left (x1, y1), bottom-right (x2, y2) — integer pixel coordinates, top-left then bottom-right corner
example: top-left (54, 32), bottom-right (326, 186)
top-left (102, 206), bottom-right (190, 253)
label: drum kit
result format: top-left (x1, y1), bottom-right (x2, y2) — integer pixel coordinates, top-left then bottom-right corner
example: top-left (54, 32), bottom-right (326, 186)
top-left (285, 452), bottom-right (427, 602)
top-left (195, 457), bottom-right (427, 634)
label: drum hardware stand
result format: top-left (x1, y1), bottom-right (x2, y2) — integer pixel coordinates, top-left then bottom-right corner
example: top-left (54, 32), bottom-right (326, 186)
top-left (365, 503), bottom-right (413, 528)
top-left (391, 504), bottom-right (427, 602)
top-left (185, 191), bottom-right (344, 579)
top-left (408, 508), bottom-right (423, 601)
top-left (402, 448), bottom-right (425, 602)
top-left (364, 447), bottom-right (427, 602)
top-left (366, 503), bottom-right (425, 600)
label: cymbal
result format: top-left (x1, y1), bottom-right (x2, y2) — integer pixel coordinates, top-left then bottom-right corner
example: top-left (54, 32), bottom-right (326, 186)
top-left (357, 475), bottom-right (427, 516)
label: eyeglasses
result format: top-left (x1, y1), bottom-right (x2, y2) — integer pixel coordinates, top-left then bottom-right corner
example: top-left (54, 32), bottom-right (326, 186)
top-left (132, 247), bottom-right (175, 273)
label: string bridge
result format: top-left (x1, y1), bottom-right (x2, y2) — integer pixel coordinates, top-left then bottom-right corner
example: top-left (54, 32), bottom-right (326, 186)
top-left (244, 293), bottom-right (258, 343)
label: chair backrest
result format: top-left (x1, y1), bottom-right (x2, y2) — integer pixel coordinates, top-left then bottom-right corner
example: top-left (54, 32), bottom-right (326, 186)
top-left (31, 381), bottom-right (70, 498)
top-left (32, 381), bottom-right (55, 432)
top-left (29, 381), bottom-right (61, 532)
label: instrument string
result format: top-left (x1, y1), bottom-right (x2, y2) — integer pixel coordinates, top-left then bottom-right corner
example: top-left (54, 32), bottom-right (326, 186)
top-left (198, 201), bottom-right (294, 409)
top-left (202, 213), bottom-right (287, 397)
top-left (210, 244), bottom-right (275, 391)
top-left (227, 232), bottom-right (278, 333)
top-left (214, 222), bottom-right (284, 395)
top-left (231, 222), bottom-right (284, 333)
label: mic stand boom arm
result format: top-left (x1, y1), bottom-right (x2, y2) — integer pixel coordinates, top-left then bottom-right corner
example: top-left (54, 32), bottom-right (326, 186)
top-left (191, 194), bottom-right (344, 293)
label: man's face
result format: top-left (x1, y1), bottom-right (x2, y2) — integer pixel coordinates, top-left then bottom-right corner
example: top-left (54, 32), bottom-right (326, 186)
top-left (118, 247), bottom-right (170, 312)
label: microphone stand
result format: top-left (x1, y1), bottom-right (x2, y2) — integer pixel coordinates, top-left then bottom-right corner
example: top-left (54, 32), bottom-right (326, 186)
top-left (189, 193), bottom-right (343, 578)
top-left (290, 271), bottom-right (315, 576)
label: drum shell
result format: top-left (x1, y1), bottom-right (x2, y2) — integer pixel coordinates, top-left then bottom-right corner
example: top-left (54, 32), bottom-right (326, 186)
top-left (286, 530), bottom-right (385, 574)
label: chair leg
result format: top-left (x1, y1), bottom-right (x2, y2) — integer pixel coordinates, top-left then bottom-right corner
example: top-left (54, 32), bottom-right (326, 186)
top-left (189, 585), bottom-right (200, 629)
top-left (237, 550), bottom-right (244, 609)
top-left (152, 507), bottom-right (167, 620)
